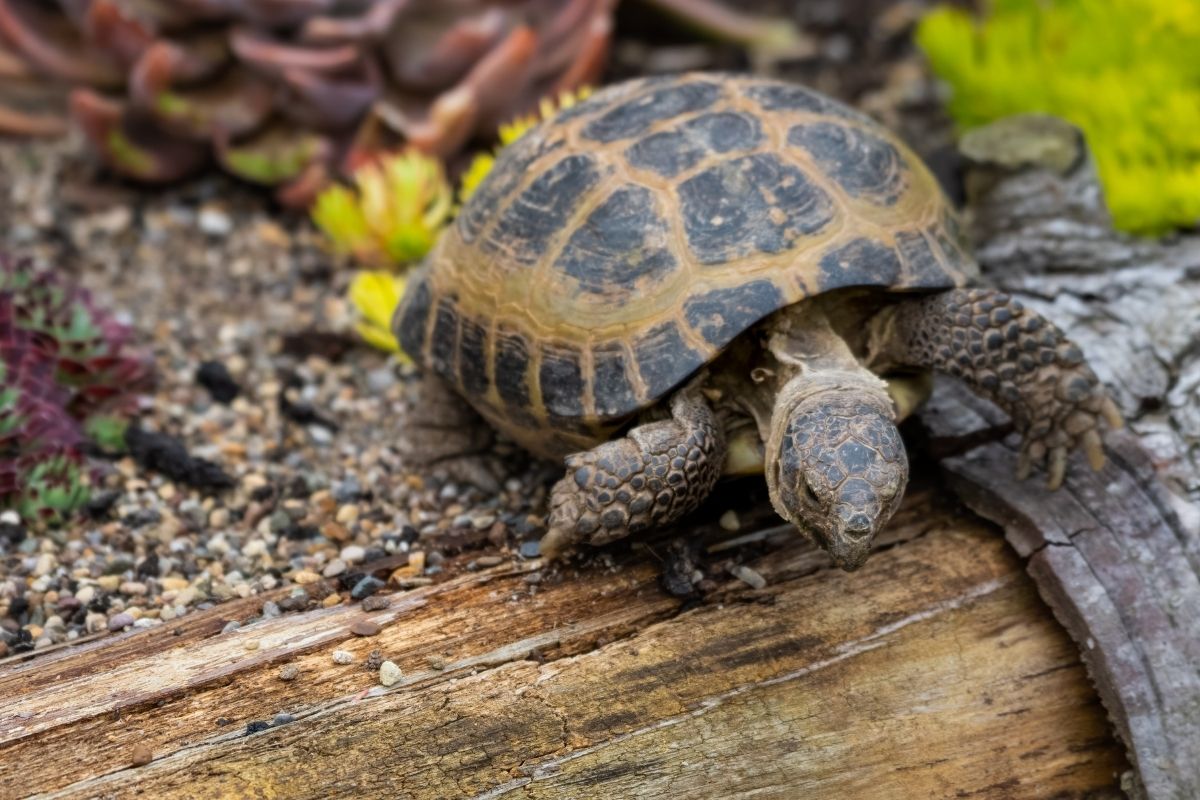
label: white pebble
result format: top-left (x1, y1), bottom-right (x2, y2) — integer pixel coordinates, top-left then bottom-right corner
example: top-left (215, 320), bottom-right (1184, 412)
top-left (719, 510), bottom-right (740, 531)
top-left (732, 565), bottom-right (767, 590)
top-left (379, 661), bottom-right (402, 687)
top-left (339, 545), bottom-right (365, 564)
top-left (332, 650), bottom-right (354, 665)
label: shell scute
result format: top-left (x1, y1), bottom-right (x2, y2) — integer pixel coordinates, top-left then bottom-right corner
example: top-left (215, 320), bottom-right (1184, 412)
top-left (683, 280), bottom-right (785, 347)
top-left (556, 185), bottom-right (678, 299)
top-left (787, 122), bottom-right (908, 206)
top-left (483, 153), bottom-right (605, 266)
top-left (625, 111), bottom-right (763, 178)
top-left (581, 80), bottom-right (722, 143)
top-left (817, 238), bottom-right (902, 290)
top-left (634, 321), bottom-right (704, 400)
top-left (678, 153), bottom-right (834, 265)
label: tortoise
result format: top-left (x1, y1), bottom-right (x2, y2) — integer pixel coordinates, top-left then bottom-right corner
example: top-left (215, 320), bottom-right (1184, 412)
top-left (394, 72), bottom-right (1121, 571)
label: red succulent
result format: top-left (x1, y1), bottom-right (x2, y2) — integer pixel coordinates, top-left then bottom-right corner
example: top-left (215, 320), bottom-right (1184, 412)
top-left (0, 0), bottom-right (795, 204)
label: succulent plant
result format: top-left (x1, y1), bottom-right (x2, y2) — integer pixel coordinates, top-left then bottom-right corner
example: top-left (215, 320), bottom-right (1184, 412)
top-left (0, 0), bottom-right (796, 204)
top-left (0, 255), bottom-right (154, 526)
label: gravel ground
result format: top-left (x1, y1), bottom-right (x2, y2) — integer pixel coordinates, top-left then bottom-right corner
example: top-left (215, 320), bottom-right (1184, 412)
top-left (0, 3), bottom-right (947, 656)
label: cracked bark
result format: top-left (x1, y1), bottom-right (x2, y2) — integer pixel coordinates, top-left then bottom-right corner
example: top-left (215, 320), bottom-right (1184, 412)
top-left (921, 114), bottom-right (1200, 800)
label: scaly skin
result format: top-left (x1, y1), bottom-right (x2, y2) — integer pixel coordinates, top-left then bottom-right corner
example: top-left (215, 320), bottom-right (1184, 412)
top-left (871, 288), bottom-right (1122, 489)
top-left (541, 383), bottom-right (726, 558)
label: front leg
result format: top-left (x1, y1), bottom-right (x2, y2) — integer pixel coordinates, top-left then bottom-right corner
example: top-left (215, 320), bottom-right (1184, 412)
top-left (540, 384), bottom-right (726, 559)
top-left (398, 375), bottom-right (503, 492)
top-left (870, 288), bottom-right (1122, 489)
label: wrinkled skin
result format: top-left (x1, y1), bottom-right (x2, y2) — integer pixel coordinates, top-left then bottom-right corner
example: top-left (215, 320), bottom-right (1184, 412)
top-left (769, 391), bottom-right (908, 570)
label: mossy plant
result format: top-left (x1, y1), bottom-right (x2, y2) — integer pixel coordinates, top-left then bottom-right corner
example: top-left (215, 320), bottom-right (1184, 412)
top-left (917, 0), bottom-right (1200, 234)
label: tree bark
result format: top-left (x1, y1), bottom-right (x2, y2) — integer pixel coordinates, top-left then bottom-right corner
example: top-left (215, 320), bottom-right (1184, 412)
top-left (921, 114), bottom-right (1200, 800)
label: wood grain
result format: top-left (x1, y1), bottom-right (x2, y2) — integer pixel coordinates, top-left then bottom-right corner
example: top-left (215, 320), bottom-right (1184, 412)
top-left (0, 492), bottom-right (1125, 799)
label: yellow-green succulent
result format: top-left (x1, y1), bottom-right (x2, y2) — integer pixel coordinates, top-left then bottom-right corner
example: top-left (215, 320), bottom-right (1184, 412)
top-left (313, 150), bottom-right (454, 268)
top-left (917, 0), bottom-right (1200, 234)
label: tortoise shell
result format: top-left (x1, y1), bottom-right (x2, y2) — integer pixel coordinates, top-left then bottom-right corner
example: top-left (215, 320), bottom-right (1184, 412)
top-left (395, 73), bottom-right (976, 459)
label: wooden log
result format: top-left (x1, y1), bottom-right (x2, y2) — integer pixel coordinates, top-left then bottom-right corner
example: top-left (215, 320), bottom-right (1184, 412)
top-left (922, 115), bottom-right (1200, 800)
top-left (0, 489), bottom-right (1125, 798)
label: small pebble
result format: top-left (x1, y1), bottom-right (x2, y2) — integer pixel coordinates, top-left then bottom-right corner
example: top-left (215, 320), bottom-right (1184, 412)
top-left (332, 649), bottom-right (354, 665)
top-left (468, 555), bottom-right (504, 570)
top-left (245, 720), bottom-right (272, 735)
top-left (361, 595), bottom-right (390, 612)
top-left (273, 713), bottom-right (296, 725)
top-left (518, 540), bottom-right (541, 559)
top-left (350, 620), bottom-right (381, 637)
top-left (278, 664), bottom-right (299, 681)
top-left (107, 612), bottom-right (135, 632)
top-left (130, 743), bottom-right (153, 767)
top-left (350, 576), bottom-right (384, 600)
top-left (719, 510), bottom-right (740, 531)
top-left (732, 565), bottom-right (767, 590)
top-left (379, 660), bottom-right (402, 687)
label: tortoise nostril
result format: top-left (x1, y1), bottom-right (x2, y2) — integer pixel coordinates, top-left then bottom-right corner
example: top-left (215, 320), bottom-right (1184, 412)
top-left (842, 515), bottom-right (873, 540)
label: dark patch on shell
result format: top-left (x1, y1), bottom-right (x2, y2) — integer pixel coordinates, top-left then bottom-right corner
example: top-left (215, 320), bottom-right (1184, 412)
top-left (818, 237), bottom-right (902, 288)
top-left (592, 343), bottom-right (639, 419)
top-left (634, 321), bottom-right (703, 400)
top-left (677, 153), bottom-right (834, 264)
top-left (683, 280), bottom-right (784, 347)
top-left (430, 298), bottom-right (459, 376)
top-left (459, 134), bottom-right (564, 243)
top-left (484, 154), bottom-right (603, 266)
top-left (539, 344), bottom-right (586, 420)
top-left (582, 81), bottom-right (722, 143)
top-left (494, 326), bottom-right (536, 423)
top-left (788, 122), bottom-right (907, 205)
top-left (742, 82), bottom-right (865, 122)
top-left (624, 111), bottom-right (763, 178)
top-left (556, 185), bottom-right (678, 297)
top-left (457, 317), bottom-right (490, 396)
top-left (395, 277), bottom-right (432, 361)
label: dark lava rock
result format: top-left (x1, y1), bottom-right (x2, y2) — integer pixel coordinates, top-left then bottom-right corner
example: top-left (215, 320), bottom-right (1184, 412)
top-left (126, 425), bottom-right (234, 491)
top-left (245, 720), bottom-right (272, 735)
top-left (196, 360), bottom-right (240, 404)
top-left (350, 576), bottom-right (384, 600)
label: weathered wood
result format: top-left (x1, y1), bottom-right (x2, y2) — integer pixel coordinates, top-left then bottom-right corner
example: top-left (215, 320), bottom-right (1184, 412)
top-left (0, 492), bottom-right (1125, 799)
top-left (919, 116), bottom-right (1200, 800)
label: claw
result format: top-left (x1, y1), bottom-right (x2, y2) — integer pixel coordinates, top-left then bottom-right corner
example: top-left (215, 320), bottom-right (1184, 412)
top-left (1083, 428), bottom-right (1106, 471)
top-left (1046, 446), bottom-right (1068, 490)
top-left (1101, 396), bottom-right (1124, 429)
top-left (538, 525), bottom-right (574, 561)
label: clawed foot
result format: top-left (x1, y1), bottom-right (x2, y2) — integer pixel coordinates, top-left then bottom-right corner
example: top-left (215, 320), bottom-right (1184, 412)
top-left (541, 386), bottom-right (725, 560)
top-left (1012, 349), bottom-right (1123, 490)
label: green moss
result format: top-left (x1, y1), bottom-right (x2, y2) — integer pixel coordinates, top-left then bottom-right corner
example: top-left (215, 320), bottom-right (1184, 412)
top-left (917, 0), bottom-right (1200, 234)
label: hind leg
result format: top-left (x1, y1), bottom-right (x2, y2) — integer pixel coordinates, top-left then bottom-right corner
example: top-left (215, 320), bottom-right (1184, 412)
top-left (399, 375), bottom-right (504, 492)
top-left (541, 385), bottom-right (726, 558)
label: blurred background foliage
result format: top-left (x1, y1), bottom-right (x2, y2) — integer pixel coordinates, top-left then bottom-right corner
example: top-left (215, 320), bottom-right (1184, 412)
top-left (918, 0), bottom-right (1200, 234)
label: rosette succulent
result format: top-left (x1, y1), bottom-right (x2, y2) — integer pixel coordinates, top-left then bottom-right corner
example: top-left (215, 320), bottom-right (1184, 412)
top-left (0, 0), bottom-right (796, 204)
top-left (0, 256), bottom-right (154, 526)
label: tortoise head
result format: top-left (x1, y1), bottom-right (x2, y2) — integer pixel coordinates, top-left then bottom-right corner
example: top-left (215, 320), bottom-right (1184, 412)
top-left (766, 385), bottom-right (908, 571)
